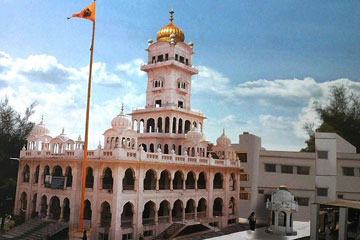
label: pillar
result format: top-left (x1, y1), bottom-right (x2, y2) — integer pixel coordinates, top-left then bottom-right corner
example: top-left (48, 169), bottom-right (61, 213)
top-left (195, 177), bottom-right (198, 190)
top-left (310, 203), bottom-right (319, 240)
top-left (339, 207), bottom-right (348, 240)
top-left (183, 178), bottom-right (186, 190)
top-left (156, 179), bottom-right (159, 192)
top-left (170, 178), bottom-right (173, 191)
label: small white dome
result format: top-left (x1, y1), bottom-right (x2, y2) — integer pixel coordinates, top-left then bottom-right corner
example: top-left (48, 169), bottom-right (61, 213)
top-left (186, 126), bottom-right (202, 143)
top-left (216, 129), bottom-right (231, 146)
top-left (31, 117), bottom-right (50, 136)
top-left (55, 128), bottom-right (69, 142)
top-left (111, 105), bottom-right (131, 130)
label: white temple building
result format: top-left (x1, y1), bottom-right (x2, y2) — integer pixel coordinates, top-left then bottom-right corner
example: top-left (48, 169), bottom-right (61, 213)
top-left (13, 8), bottom-right (360, 240)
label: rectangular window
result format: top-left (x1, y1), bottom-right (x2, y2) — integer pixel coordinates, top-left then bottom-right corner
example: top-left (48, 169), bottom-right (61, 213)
top-left (178, 101), bottom-right (183, 108)
top-left (175, 54), bottom-right (178, 61)
top-left (338, 194), bottom-right (344, 199)
top-left (228, 219), bottom-right (236, 225)
top-left (281, 165), bottom-right (293, 174)
top-left (179, 56), bottom-right (184, 63)
top-left (297, 166), bottom-right (310, 175)
top-left (342, 167), bottom-right (355, 176)
top-left (295, 197), bottom-right (309, 206)
top-left (157, 55), bottom-right (163, 62)
top-left (264, 194), bottom-right (272, 203)
top-left (317, 187), bottom-right (328, 197)
top-left (240, 192), bottom-right (250, 200)
top-left (155, 100), bottom-right (162, 108)
top-left (122, 233), bottom-right (133, 240)
top-left (265, 163), bottom-right (276, 172)
top-left (143, 230), bottom-right (153, 237)
top-left (165, 53), bottom-right (169, 61)
top-left (258, 190), bottom-right (264, 194)
top-left (152, 56), bottom-right (156, 63)
top-left (317, 151), bottom-right (328, 159)
top-left (240, 174), bottom-right (249, 181)
top-left (240, 187), bottom-right (245, 191)
top-left (185, 59), bottom-right (189, 65)
top-left (237, 153), bottom-right (247, 163)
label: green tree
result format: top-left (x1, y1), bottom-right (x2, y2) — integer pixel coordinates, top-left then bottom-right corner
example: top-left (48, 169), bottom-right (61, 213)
top-left (301, 85), bottom-right (360, 153)
top-left (0, 98), bottom-right (36, 228)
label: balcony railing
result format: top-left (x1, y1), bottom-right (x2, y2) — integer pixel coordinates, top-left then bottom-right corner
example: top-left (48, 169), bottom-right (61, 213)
top-left (142, 218), bottom-right (155, 225)
top-left (185, 213), bottom-right (195, 219)
top-left (158, 216), bottom-right (170, 223)
top-left (121, 219), bottom-right (133, 228)
top-left (197, 212), bottom-right (206, 219)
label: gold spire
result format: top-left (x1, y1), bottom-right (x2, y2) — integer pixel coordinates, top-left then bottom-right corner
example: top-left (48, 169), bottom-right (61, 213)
top-left (156, 8), bottom-right (185, 43)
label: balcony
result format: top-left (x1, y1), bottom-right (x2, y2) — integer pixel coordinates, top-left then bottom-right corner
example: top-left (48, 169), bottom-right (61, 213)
top-left (141, 58), bottom-right (198, 75)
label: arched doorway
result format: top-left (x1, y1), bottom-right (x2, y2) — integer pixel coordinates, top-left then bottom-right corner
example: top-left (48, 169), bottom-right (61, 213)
top-left (49, 196), bottom-right (61, 219)
top-left (123, 168), bottom-right (135, 190)
top-left (121, 202), bottom-right (134, 228)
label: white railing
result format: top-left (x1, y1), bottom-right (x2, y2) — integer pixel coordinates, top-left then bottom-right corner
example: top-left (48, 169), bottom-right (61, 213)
top-left (20, 148), bottom-right (241, 168)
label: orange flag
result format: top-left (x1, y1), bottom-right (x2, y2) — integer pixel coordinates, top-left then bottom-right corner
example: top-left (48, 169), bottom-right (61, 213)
top-left (68, 1), bottom-right (96, 22)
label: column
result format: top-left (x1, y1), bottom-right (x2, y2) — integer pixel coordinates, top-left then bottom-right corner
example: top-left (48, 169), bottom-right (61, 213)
top-left (170, 117), bottom-right (173, 134)
top-left (60, 204), bottom-right (64, 220)
top-left (195, 177), bottom-right (198, 190)
top-left (339, 207), bottom-right (348, 240)
top-left (183, 178), bottom-right (186, 190)
top-left (156, 179), bottom-right (159, 192)
top-left (182, 206), bottom-right (185, 221)
top-left (170, 178), bottom-right (173, 191)
top-left (310, 203), bottom-right (319, 240)
top-left (182, 121), bottom-right (185, 134)
top-left (155, 208), bottom-right (159, 225)
top-left (154, 118), bottom-right (158, 133)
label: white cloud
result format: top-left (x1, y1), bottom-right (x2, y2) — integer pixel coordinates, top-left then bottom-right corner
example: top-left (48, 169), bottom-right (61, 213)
top-left (116, 58), bottom-right (145, 77)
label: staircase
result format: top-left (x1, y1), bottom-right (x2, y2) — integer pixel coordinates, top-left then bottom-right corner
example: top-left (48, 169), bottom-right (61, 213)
top-left (0, 219), bottom-right (68, 240)
top-left (155, 223), bottom-right (185, 240)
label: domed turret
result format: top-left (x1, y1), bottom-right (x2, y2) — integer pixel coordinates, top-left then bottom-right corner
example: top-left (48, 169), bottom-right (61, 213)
top-left (156, 8), bottom-right (185, 43)
top-left (31, 116), bottom-right (50, 136)
top-left (186, 126), bottom-right (202, 143)
top-left (55, 128), bottom-right (69, 142)
top-left (216, 129), bottom-right (231, 147)
top-left (111, 104), bottom-right (132, 130)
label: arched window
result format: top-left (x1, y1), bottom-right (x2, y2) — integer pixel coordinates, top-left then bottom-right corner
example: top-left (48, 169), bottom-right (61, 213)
top-left (198, 172), bottom-right (206, 189)
top-left (157, 117), bottom-right (162, 133)
top-left (185, 199), bottom-right (195, 219)
top-left (43, 165), bottom-right (50, 185)
top-left (123, 168), bottom-right (135, 190)
top-left (213, 173), bottom-right (223, 189)
top-left (141, 143), bottom-right (147, 152)
top-left (121, 202), bottom-right (134, 228)
top-left (40, 195), bottom-right (48, 217)
top-left (150, 143), bottom-right (154, 153)
top-left (213, 198), bottom-right (223, 216)
top-left (52, 165), bottom-right (63, 177)
top-left (147, 118), bottom-right (155, 133)
top-left (143, 201), bottom-right (156, 225)
top-left (164, 144), bottom-right (169, 154)
top-left (100, 202), bottom-right (111, 227)
top-left (178, 145), bottom-right (182, 155)
top-left (144, 169), bottom-right (156, 190)
top-left (272, 211), bottom-right (275, 225)
top-left (84, 200), bottom-right (92, 220)
top-left (172, 200), bottom-right (183, 222)
top-left (178, 118), bottom-right (183, 133)
top-left (133, 119), bottom-right (138, 132)
top-left (20, 192), bottom-right (27, 211)
top-left (158, 200), bottom-right (170, 223)
top-left (139, 119), bottom-right (144, 133)
top-left (23, 165), bottom-right (30, 182)
top-left (278, 211), bottom-right (286, 227)
top-left (102, 168), bottom-right (113, 191)
top-left (49, 196), bottom-right (61, 219)
top-left (34, 165), bottom-right (40, 184)
top-left (172, 117), bottom-right (177, 133)
top-left (63, 198), bottom-right (70, 222)
top-left (65, 166), bottom-right (72, 187)
top-left (159, 170), bottom-right (170, 190)
top-left (229, 197), bottom-right (235, 215)
top-left (165, 117), bottom-right (170, 133)
top-left (229, 173), bottom-right (236, 191)
top-left (186, 172), bottom-right (195, 189)
top-left (173, 171), bottom-right (183, 189)
top-left (85, 167), bottom-right (94, 188)
top-left (197, 198), bottom-right (207, 218)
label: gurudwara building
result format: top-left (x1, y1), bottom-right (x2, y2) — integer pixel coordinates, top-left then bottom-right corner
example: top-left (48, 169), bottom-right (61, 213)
top-left (14, 9), bottom-right (360, 240)
top-left (14, 10), bottom-right (241, 240)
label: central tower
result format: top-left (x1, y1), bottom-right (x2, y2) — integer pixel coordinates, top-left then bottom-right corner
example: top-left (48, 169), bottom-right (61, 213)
top-left (131, 9), bottom-right (207, 156)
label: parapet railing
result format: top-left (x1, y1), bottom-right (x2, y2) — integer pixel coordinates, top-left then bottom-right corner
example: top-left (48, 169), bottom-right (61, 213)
top-left (20, 148), bottom-right (240, 168)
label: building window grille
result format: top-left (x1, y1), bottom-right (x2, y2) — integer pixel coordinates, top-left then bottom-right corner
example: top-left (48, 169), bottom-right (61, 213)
top-left (317, 151), bottom-right (328, 159)
top-left (240, 174), bottom-right (249, 181)
top-left (281, 165), bottom-right (293, 174)
top-left (122, 233), bottom-right (133, 240)
top-left (297, 166), bottom-right (310, 175)
top-left (317, 187), bottom-right (328, 197)
top-left (157, 55), bottom-right (163, 62)
top-left (240, 193), bottom-right (250, 200)
top-left (342, 167), bottom-right (355, 176)
top-left (295, 197), bottom-right (309, 206)
top-left (237, 153), bottom-right (247, 163)
top-left (179, 56), bottom-right (184, 63)
top-left (265, 163), bottom-right (276, 172)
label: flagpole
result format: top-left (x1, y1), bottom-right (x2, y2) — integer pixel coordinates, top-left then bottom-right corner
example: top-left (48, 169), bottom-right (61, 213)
top-left (78, 1), bottom-right (96, 230)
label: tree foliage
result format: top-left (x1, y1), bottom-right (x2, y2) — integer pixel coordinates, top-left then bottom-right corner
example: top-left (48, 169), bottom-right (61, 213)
top-left (0, 98), bottom-right (36, 214)
top-left (301, 85), bottom-right (360, 153)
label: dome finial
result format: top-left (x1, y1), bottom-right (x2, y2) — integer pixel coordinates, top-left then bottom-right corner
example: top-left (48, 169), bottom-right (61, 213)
top-left (169, 8), bottom-right (174, 22)
top-left (61, 128), bottom-right (65, 134)
top-left (121, 103), bottom-right (124, 113)
top-left (223, 128), bottom-right (225, 134)
top-left (40, 115), bottom-right (44, 124)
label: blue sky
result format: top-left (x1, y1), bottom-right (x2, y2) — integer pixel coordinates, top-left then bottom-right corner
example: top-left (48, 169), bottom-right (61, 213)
top-left (1, 1), bottom-right (360, 150)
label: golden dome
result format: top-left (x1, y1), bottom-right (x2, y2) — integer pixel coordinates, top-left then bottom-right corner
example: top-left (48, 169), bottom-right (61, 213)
top-left (156, 8), bottom-right (185, 43)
